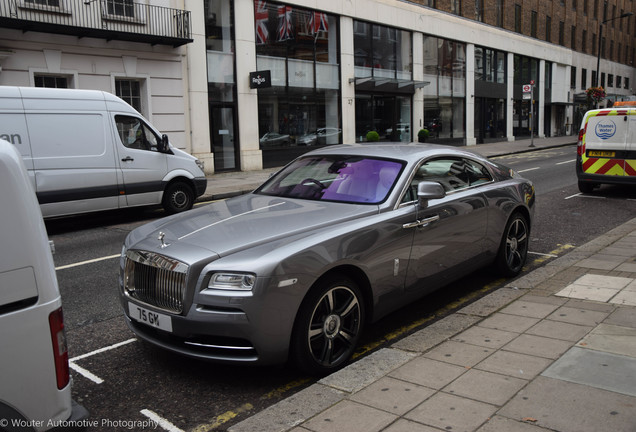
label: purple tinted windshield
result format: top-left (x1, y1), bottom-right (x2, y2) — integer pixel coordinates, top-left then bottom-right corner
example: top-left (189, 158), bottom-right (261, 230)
top-left (257, 156), bottom-right (404, 204)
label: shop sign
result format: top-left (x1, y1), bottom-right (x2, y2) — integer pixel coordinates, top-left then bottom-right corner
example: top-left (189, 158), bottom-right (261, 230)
top-left (250, 70), bottom-right (271, 89)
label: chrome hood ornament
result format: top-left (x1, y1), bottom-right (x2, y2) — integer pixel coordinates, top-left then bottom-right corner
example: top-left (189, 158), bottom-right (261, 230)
top-left (158, 231), bottom-right (170, 249)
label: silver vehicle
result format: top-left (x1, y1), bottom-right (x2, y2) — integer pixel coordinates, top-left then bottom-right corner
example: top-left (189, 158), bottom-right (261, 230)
top-left (119, 144), bottom-right (535, 374)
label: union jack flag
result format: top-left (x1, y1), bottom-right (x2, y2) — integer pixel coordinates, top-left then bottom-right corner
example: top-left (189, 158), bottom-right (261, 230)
top-left (277, 5), bottom-right (293, 41)
top-left (254, 0), bottom-right (269, 45)
top-left (309, 11), bottom-right (328, 35)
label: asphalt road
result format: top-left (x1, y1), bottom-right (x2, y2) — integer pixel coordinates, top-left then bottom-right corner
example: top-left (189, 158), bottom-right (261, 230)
top-left (45, 145), bottom-right (636, 431)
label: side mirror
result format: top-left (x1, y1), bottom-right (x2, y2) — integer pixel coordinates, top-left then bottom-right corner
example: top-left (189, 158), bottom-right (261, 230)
top-left (417, 181), bottom-right (445, 208)
top-left (159, 134), bottom-right (169, 153)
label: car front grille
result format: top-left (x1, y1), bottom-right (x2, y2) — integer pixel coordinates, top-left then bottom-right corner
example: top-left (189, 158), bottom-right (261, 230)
top-left (123, 250), bottom-right (189, 314)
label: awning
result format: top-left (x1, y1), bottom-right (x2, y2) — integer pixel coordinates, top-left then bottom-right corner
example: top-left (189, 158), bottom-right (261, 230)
top-left (349, 77), bottom-right (430, 93)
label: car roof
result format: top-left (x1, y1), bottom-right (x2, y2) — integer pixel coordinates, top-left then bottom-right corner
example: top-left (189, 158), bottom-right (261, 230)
top-left (301, 143), bottom-right (487, 165)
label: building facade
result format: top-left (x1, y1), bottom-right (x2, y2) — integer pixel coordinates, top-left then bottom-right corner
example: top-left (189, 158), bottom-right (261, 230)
top-left (1, 0), bottom-right (635, 174)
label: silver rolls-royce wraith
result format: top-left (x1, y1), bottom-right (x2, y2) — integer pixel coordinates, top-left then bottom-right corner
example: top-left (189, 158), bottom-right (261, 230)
top-left (119, 143), bottom-right (535, 374)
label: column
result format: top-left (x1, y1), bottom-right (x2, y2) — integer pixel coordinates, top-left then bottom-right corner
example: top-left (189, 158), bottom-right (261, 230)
top-left (185, 0), bottom-right (213, 173)
top-left (340, 16), bottom-right (356, 144)
top-left (234, 0), bottom-right (263, 171)
top-left (465, 43), bottom-right (476, 146)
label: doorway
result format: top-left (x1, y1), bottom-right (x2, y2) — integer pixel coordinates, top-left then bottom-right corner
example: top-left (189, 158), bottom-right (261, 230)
top-left (355, 94), bottom-right (411, 142)
top-left (210, 105), bottom-right (238, 171)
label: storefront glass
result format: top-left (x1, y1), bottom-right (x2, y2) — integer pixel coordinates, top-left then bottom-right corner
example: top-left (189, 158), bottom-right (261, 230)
top-left (513, 55), bottom-right (540, 137)
top-left (254, 2), bottom-right (340, 168)
top-left (206, 0), bottom-right (237, 171)
top-left (422, 36), bottom-right (466, 143)
top-left (353, 21), bottom-right (413, 142)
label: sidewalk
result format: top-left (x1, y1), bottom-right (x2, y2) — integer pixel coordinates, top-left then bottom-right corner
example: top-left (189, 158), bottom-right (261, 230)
top-left (199, 135), bottom-right (577, 202)
top-left (203, 135), bottom-right (636, 432)
top-left (227, 217), bottom-right (636, 432)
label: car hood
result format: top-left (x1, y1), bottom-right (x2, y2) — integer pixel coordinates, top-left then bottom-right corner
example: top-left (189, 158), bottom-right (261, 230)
top-left (126, 194), bottom-right (378, 259)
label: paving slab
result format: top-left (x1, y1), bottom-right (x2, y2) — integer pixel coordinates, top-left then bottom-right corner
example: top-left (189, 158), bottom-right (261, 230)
top-left (405, 392), bottom-right (497, 431)
top-left (452, 326), bottom-right (518, 350)
top-left (546, 306), bottom-right (611, 326)
top-left (499, 376), bottom-right (636, 432)
top-left (349, 376), bottom-right (435, 415)
top-left (476, 415), bottom-right (553, 432)
top-left (302, 400), bottom-right (397, 432)
top-left (423, 340), bottom-right (493, 367)
top-left (576, 323), bottom-right (636, 358)
top-left (389, 357), bottom-right (467, 390)
top-left (525, 319), bottom-right (593, 342)
top-left (502, 334), bottom-right (572, 359)
top-left (478, 313), bottom-right (540, 333)
top-left (542, 347), bottom-right (636, 397)
top-left (498, 300), bottom-right (560, 319)
top-left (474, 350), bottom-right (553, 380)
top-left (443, 369), bottom-right (527, 406)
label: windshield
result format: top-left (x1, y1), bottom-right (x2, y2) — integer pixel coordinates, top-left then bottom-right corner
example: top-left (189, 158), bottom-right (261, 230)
top-left (256, 155), bottom-right (405, 204)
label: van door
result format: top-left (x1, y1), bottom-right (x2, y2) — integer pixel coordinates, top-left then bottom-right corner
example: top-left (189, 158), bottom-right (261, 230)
top-left (26, 112), bottom-right (121, 217)
top-left (583, 112), bottom-right (629, 178)
top-left (113, 115), bottom-right (168, 207)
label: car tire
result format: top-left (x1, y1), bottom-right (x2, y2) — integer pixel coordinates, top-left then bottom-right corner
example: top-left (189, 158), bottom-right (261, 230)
top-left (495, 212), bottom-right (529, 277)
top-left (578, 180), bottom-right (597, 193)
top-left (162, 181), bottom-right (194, 214)
top-left (291, 275), bottom-right (364, 375)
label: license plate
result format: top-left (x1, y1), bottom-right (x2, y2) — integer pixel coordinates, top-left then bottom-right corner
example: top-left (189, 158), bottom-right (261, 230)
top-left (588, 150), bottom-right (615, 157)
top-left (128, 303), bottom-right (172, 332)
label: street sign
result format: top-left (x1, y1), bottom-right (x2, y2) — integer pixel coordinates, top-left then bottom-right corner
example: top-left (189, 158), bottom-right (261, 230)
top-left (523, 93), bottom-right (531, 100)
top-left (523, 84), bottom-right (532, 93)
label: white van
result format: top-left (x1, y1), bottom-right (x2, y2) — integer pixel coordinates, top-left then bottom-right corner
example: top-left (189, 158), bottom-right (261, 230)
top-left (576, 104), bottom-right (636, 193)
top-left (0, 86), bottom-right (206, 218)
top-left (0, 140), bottom-right (88, 431)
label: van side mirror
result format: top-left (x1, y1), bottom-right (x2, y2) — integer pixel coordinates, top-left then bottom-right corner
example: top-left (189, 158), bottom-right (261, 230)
top-left (159, 134), bottom-right (169, 153)
top-left (417, 181), bottom-right (445, 208)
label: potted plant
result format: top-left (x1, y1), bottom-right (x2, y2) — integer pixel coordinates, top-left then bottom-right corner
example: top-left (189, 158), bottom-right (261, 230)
top-left (366, 130), bottom-right (380, 142)
top-left (417, 128), bottom-right (430, 143)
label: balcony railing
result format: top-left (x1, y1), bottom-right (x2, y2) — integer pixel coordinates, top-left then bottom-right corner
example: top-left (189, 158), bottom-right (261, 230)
top-left (0, 0), bottom-right (192, 47)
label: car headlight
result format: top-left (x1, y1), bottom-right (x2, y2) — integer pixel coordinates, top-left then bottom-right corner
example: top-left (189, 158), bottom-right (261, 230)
top-left (195, 159), bottom-right (205, 171)
top-left (208, 273), bottom-right (256, 291)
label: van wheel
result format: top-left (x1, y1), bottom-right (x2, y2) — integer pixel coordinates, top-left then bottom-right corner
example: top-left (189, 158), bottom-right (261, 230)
top-left (290, 275), bottom-right (364, 376)
top-left (495, 212), bottom-right (529, 277)
top-left (162, 182), bottom-right (194, 214)
top-left (578, 181), bottom-right (597, 193)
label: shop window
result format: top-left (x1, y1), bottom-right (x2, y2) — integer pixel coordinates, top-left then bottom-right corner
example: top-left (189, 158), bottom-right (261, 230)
top-left (255, 2), bottom-right (340, 168)
top-left (353, 21), bottom-right (412, 80)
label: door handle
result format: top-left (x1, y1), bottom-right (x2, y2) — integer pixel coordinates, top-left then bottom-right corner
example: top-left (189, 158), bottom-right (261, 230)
top-left (402, 215), bottom-right (440, 229)
top-left (121, 156), bottom-right (134, 162)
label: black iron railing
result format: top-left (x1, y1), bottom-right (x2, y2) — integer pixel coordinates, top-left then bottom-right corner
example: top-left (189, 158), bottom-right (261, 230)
top-left (0, 0), bottom-right (192, 47)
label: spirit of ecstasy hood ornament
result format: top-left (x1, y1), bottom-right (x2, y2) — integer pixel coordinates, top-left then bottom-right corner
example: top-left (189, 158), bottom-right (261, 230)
top-left (158, 231), bottom-right (170, 249)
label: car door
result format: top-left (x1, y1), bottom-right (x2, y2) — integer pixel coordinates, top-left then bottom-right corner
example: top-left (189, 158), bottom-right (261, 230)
top-left (113, 114), bottom-right (168, 207)
top-left (402, 157), bottom-right (489, 293)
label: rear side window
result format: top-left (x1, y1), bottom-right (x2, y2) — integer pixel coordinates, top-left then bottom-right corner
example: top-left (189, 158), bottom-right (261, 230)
top-left (402, 157), bottom-right (493, 202)
top-left (115, 115), bottom-right (160, 152)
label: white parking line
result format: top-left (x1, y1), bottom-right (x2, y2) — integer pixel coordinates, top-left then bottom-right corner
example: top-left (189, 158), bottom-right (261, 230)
top-left (556, 159), bottom-right (576, 165)
top-left (69, 362), bottom-right (104, 384)
top-left (55, 254), bottom-right (120, 271)
top-left (69, 338), bottom-right (136, 384)
top-left (565, 193), bottom-right (605, 200)
top-left (140, 410), bottom-right (185, 432)
top-left (518, 167), bottom-right (541, 173)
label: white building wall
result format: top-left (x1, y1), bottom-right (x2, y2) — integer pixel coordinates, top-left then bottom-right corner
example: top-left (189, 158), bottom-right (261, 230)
top-left (0, 1), bottom-right (192, 152)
